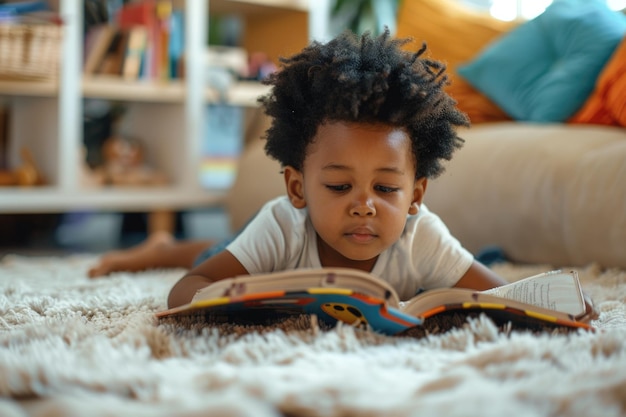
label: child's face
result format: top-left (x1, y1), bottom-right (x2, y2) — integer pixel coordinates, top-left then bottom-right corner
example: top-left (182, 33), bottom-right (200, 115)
top-left (284, 121), bottom-right (426, 271)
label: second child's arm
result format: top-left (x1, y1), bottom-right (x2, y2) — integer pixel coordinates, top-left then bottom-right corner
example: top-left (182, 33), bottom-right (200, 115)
top-left (167, 250), bottom-right (249, 308)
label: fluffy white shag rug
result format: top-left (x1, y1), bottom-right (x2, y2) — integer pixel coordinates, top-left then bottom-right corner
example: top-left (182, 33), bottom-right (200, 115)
top-left (1, 255), bottom-right (626, 417)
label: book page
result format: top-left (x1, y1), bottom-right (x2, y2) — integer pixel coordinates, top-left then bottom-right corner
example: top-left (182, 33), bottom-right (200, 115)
top-left (482, 271), bottom-right (585, 316)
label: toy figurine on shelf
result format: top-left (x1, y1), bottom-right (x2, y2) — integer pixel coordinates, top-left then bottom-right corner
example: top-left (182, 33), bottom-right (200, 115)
top-left (99, 133), bottom-right (168, 186)
top-left (0, 147), bottom-right (45, 187)
top-left (83, 102), bottom-right (168, 187)
top-left (247, 51), bottom-right (277, 81)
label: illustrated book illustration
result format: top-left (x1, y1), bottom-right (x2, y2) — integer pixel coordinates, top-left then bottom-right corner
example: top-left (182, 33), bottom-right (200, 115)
top-left (156, 268), bottom-right (592, 335)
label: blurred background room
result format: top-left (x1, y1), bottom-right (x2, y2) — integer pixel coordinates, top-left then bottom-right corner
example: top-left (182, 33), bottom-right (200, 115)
top-left (0, 0), bottom-right (624, 256)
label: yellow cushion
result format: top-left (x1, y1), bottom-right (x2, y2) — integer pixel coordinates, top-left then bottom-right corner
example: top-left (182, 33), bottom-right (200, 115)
top-left (395, 0), bottom-right (517, 124)
top-left (396, 0), bottom-right (517, 71)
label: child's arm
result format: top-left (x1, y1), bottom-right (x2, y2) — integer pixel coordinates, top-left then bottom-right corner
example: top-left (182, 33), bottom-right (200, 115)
top-left (167, 250), bottom-right (249, 308)
top-left (453, 260), bottom-right (508, 290)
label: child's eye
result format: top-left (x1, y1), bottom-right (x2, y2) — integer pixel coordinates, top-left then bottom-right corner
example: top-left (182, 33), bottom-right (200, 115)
top-left (375, 185), bottom-right (400, 193)
top-left (325, 184), bottom-right (350, 192)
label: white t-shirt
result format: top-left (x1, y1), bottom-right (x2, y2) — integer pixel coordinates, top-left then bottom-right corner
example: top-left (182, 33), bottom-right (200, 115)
top-left (226, 196), bottom-right (474, 300)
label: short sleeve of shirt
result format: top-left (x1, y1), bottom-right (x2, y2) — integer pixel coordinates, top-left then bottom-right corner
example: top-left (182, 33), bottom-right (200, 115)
top-left (226, 196), bottom-right (310, 274)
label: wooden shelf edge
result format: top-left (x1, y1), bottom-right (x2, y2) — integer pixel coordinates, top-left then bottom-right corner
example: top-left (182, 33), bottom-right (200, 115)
top-left (0, 187), bottom-right (229, 213)
top-left (82, 76), bottom-right (269, 106)
top-left (211, 0), bottom-right (309, 14)
top-left (205, 81), bottom-right (271, 107)
top-left (0, 79), bottom-right (59, 97)
top-left (82, 76), bottom-right (185, 102)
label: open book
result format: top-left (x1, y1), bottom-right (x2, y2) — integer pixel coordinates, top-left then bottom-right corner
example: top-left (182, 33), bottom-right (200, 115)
top-left (156, 268), bottom-right (592, 335)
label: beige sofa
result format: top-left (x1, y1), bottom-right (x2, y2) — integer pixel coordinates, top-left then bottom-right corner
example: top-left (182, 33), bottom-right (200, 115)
top-left (225, 121), bottom-right (626, 270)
top-left (424, 122), bottom-right (626, 268)
top-left (224, 0), bottom-right (626, 269)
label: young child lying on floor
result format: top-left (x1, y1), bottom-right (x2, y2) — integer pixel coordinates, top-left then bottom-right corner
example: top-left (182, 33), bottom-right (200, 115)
top-left (88, 29), bottom-right (596, 318)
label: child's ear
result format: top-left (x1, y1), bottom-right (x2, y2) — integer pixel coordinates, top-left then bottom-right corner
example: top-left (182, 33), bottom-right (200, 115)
top-left (284, 166), bottom-right (307, 208)
top-left (408, 177), bottom-right (428, 215)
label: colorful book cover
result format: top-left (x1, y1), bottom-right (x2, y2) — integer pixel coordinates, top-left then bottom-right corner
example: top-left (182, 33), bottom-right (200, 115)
top-left (157, 288), bottom-right (422, 335)
top-left (156, 269), bottom-right (593, 335)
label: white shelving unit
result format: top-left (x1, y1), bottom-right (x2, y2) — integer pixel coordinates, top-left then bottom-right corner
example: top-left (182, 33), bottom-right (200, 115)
top-left (0, 0), bottom-right (309, 214)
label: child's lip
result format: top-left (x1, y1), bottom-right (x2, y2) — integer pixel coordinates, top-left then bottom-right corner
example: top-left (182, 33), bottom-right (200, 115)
top-left (347, 226), bottom-right (376, 235)
top-left (345, 227), bottom-right (377, 242)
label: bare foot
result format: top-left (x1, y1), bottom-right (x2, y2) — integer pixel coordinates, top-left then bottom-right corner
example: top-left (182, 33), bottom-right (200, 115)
top-left (88, 231), bottom-right (175, 278)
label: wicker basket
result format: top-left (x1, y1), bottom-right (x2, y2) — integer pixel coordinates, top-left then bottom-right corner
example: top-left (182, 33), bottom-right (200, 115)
top-left (0, 23), bottom-right (62, 80)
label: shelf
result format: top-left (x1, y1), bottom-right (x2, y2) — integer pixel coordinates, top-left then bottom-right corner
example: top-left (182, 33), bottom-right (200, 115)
top-left (204, 81), bottom-right (271, 106)
top-left (0, 186), bottom-right (228, 213)
top-left (82, 76), bottom-right (270, 106)
top-left (2, 77), bottom-right (270, 106)
top-left (0, 0), bottom-right (307, 217)
top-left (82, 76), bottom-right (186, 102)
top-left (210, 0), bottom-right (308, 15)
top-left (0, 79), bottom-right (59, 97)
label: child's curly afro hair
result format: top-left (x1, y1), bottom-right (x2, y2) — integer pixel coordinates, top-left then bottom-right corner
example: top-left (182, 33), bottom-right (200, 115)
top-left (259, 29), bottom-right (469, 180)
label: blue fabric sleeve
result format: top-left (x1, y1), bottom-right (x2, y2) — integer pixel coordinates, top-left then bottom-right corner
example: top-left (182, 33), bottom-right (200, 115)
top-left (192, 211), bottom-right (259, 267)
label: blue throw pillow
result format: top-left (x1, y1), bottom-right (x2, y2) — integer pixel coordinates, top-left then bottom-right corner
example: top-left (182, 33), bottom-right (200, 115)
top-left (457, 0), bottom-right (626, 122)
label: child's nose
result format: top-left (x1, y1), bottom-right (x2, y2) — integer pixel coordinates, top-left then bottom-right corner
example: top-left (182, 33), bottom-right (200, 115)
top-left (350, 198), bottom-right (376, 216)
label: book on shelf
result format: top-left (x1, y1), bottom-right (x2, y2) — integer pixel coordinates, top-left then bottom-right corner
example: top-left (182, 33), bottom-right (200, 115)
top-left (0, 1), bottom-right (49, 17)
top-left (156, 268), bottom-right (593, 335)
top-left (82, 0), bottom-right (184, 81)
top-left (122, 26), bottom-right (148, 80)
top-left (97, 29), bottom-right (129, 76)
top-left (168, 9), bottom-right (185, 78)
top-left (83, 24), bottom-right (118, 75)
top-left (114, 0), bottom-right (181, 81)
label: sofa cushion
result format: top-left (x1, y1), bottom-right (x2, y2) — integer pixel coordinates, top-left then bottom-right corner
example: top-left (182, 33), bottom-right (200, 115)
top-left (395, 0), bottom-right (515, 124)
top-left (225, 137), bottom-right (284, 232)
top-left (457, 0), bottom-right (626, 122)
top-left (424, 122), bottom-right (626, 268)
top-left (569, 35), bottom-right (626, 127)
top-left (445, 79), bottom-right (512, 124)
top-left (395, 0), bottom-right (516, 70)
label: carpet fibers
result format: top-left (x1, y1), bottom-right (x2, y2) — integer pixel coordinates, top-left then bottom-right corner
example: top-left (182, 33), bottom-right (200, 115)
top-left (1, 255), bottom-right (625, 417)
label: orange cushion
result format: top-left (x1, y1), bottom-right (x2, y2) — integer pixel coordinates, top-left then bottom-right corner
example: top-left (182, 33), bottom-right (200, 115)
top-left (395, 0), bottom-right (517, 123)
top-left (569, 35), bottom-right (626, 126)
